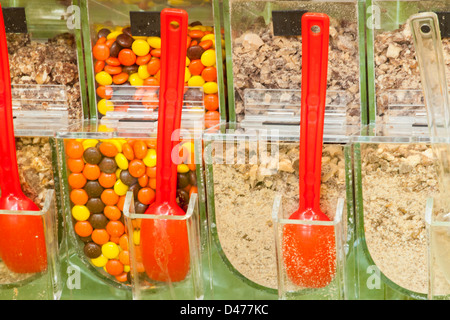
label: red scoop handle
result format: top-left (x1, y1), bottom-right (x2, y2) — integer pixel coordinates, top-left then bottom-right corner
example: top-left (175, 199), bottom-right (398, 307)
top-left (0, 4), bottom-right (22, 197)
top-left (299, 13), bottom-right (330, 213)
top-left (155, 8), bottom-right (188, 206)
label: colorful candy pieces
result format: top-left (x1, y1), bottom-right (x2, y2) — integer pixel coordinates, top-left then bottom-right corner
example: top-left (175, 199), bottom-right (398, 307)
top-left (66, 138), bottom-right (197, 283)
top-left (93, 22), bottom-right (221, 128)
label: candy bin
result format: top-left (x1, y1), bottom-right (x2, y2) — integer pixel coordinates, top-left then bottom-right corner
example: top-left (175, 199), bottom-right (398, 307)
top-left (57, 120), bottom-right (206, 299)
top-left (351, 129), bottom-right (444, 300)
top-left (0, 127), bottom-right (64, 300)
top-left (365, 0), bottom-right (450, 125)
top-left (220, 0), bottom-right (367, 125)
top-left (203, 123), bottom-right (356, 299)
top-left (0, 0), bottom-right (89, 123)
top-left (83, 0), bottom-right (226, 128)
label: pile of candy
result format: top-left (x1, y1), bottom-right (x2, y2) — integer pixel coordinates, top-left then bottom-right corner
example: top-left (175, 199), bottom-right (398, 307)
top-left (65, 138), bottom-right (197, 282)
top-left (92, 22), bottom-right (221, 128)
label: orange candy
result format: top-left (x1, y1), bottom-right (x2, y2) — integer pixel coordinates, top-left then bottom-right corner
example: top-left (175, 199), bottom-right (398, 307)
top-left (189, 30), bottom-right (204, 39)
top-left (97, 85), bottom-right (113, 99)
top-left (74, 221), bottom-right (93, 237)
top-left (148, 177), bottom-right (157, 190)
top-left (138, 174), bottom-right (149, 188)
top-left (106, 220), bottom-right (125, 238)
top-left (104, 205), bottom-right (122, 221)
top-left (91, 229), bottom-right (110, 245)
top-left (117, 195), bottom-right (126, 212)
top-left (146, 166), bottom-right (156, 178)
top-left (201, 66), bottom-right (217, 82)
top-left (147, 58), bottom-right (160, 76)
top-left (136, 53), bottom-right (151, 66)
top-left (67, 158), bottom-right (85, 173)
top-left (119, 250), bottom-right (130, 265)
top-left (128, 159), bottom-right (146, 178)
top-left (115, 272), bottom-right (128, 282)
top-left (204, 93), bottom-right (219, 111)
top-left (199, 39), bottom-right (213, 51)
top-left (133, 140), bottom-right (148, 159)
top-left (83, 164), bottom-right (101, 181)
top-left (68, 173), bottom-right (87, 189)
top-left (104, 65), bottom-right (122, 75)
top-left (205, 110), bottom-right (220, 128)
top-left (188, 59), bottom-right (204, 76)
top-left (189, 186), bottom-right (198, 198)
top-left (99, 142), bottom-right (118, 157)
top-left (105, 57), bottom-right (121, 66)
top-left (145, 139), bottom-right (157, 149)
top-left (101, 189), bottom-right (120, 206)
top-left (105, 259), bottom-right (124, 276)
top-left (122, 143), bottom-right (135, 161)
top-left (98, 172), bottom-right (117, 188)
top-left (119, 234), bottom-right (129, 251)
top-left (138, 187), bottom-right (155, 205)
top-left (93, 43), bottom-right (110, 61)
top-left (150, 48), bottom-right (161, 58)
top-left (118, 49), bottom-right (136, 66)
top-left (70, 189), bottom-right (89, 205)
top-left (94, 60), bottom-right (105, 73)
top-left (66, 140), bottom-right (84, 159)
top-left (113, 72), bottom-right (129, 85)
top-left (143, 77), bottom-right (159, 86)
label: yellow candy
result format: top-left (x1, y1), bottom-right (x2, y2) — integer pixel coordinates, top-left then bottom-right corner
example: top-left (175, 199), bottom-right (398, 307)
top-left (188, 75), bottom-right (205, 87)
top-left (97, 99), bottom-right (114, 115)
top-left (138, 64), bottom-right (150, 79)
top-left (110, 140), bottom-right (123, 153)
top-left (116, 168), bottom-right (122, 179)
top-left (203, 81), bottom-right (218, 94)
top-left (186, 56), bottom-right (190, 66)
top-left (107, 30), bottom-right (122, 40)
top-left (201, 49), bottom-right (216, 67)
top-left (102, 242), bottom-right (120, 259)
top-left (185, 67), bottom-right (191, 83)
top-left (132, 39), bottom-right (150, 57)
top-left (133, 230), bottom-right (140, 246)
top-left (201, 33), bottom-right (215, 42)
top-left (95, 71), bottom-right (113, 86)
top-left (91, 255), bottom-right (108, 268)
top-left (72, 205), bottom-right (90, 221)
top-left (98, 124), bottom-right (114, 133)
top-left (147, 36), bottom-right (161, 49)
top-left (129, 73), bottom-right (144, 86)
top-left (124, 265), bottom-right (131, 272)
top-left (115, 153), bottom-right (129, 170)
top-left (177, 164), bottom-right (190, 174)
top-left (82, 139), bottom-right (99, 150)
top-left (114, 179), bottom-right (129, 196)
top-left (143, 148), bottom-right (157, 167)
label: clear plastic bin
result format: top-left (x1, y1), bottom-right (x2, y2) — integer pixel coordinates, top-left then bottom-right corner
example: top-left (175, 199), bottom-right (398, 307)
top-left (1, 0), bottom-right (89, 123)
top-left (0, 190), bottom-right (62, 300)
top-left (56, 120), bottom-right (206, 299)
top-left (83, 0), bottom-right (226, 129)
top-left (365, 0), bottom-right (450, 125)
top-left (352, 126), bottom-right (441, 300)
top-left (221, 0), bottom-right (366, 125)
top-left (204, 123), bottom-right (355, 299)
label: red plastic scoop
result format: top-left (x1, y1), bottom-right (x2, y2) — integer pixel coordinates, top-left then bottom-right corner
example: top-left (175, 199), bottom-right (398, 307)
top-left (282, 13), bottom-right (336, 288)
top-left (140, 8), bottom-right (190, 283)
top-left (0, 4), bottom-right (47, 274)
